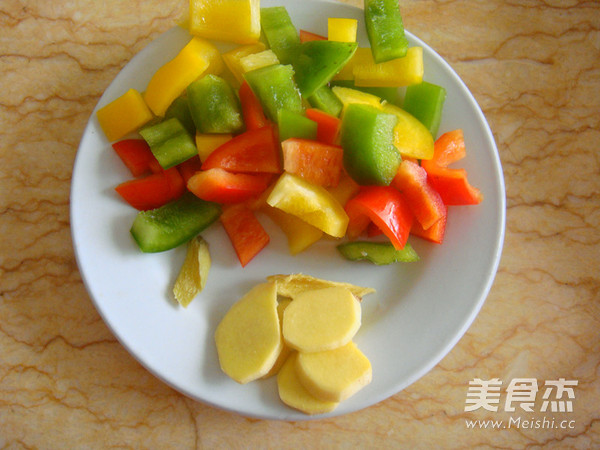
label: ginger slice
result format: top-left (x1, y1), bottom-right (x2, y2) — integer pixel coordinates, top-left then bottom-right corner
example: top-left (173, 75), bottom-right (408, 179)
top-left (267, 273), bottom-right (375, 300)
top-left (277, 353), bottom-right (339, 415)
top-left (296, 341), bottom-right (372, 402)
top-left (173, 236), bottom-right (211, 307)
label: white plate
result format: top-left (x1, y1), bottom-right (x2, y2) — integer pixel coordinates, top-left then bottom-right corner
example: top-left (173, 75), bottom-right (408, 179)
top-left (71, 0), bottom-right (505, 420)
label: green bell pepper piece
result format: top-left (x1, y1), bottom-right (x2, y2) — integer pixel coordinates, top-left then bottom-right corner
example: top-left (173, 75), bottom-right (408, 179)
top-left (139, 118), bottom-right (197, 169)
top-left (164, 95), bottom-right (195, 136)
top-left (330, 80), bottom-right (401, 106)
top-left (244, 64), bottom-right (304, 122)
top-left (130, 192), bottom-right (221, 253)
top-left (340, 103), bottom-right (400, 186)
top-left (292, 40), bottom-right (358, 97)
top-left (260, 7), bottom-right (300, 65)
top-left (337, 241), bottom-right (419, 265)
top-left (187, 74), bottom-right (244, 134)
top-left (364, 0), bottom-right (409, 63)
top-left (277, 109), bottom-right (318, 142)
top-left (402, 81), bottom-right (447, 138)
top-left (307, 85), bottom-right (343, 117)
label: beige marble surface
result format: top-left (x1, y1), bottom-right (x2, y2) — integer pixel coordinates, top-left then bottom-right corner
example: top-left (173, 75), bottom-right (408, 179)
top-left (1, 0), bottom-right (599, 447)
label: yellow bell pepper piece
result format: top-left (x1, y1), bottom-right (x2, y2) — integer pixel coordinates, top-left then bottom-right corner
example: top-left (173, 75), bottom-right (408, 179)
top-left (96, 88), bottom-right (153, 142)
top-left (331, 86), bottom-right (382, 115)
top-left (326, 170), bottom-right (361, 207)
top-left (267, 173), bottom-right (349, 238)
top-left (328, 18), bottom-right (358, 43)
top-left (332, 47), bottom-right (371, 80)
top-left (263, 206), bottom-right (323, 255)
top-left (380, 103), bottom-right (434, 160)
top-left (144, 37), bottom-right (222, 117)
top-left (222, 42), bottom-right (266, 84)
top-left (240, 50), bottom-right (280, 74)
top-left (195, 133), bottom-right (233, 162)
top-left (189, 0), bottom-right (261, 45)
top-left (353, 46), bottom-right (424, 87)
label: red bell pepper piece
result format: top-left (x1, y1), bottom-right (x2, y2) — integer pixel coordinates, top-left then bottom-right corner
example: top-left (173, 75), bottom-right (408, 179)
top-left (305, 108), bottom-right (342, 146)
top-left (220, 203), bottom-right (270, 267)
top-left (299, 29), bottom-right (326, 43)
top-left (411, 210), bottom-right (446, 244)
top-left (281, 138), bottom-right (343, 187)
top-left (420, 165), bottom-right (483, 205)
top-left (115, 167), bottom-right (185, 210)
top-left (430, 129), bottom-right (466, 167)
top-left (112, 139), bottom-right (160, 177)
top-left (421, 129), bottom-right (483, 206)
top-left (391, 160), bottom-right (446, 230)
top-left (201, 125), bottom-right (281, 174)
top-left (187, 168), bottom-right (271, 204)
top-left (239, 81), bottom-right (269, 131)
top-left (345, 186), bottom-right (414, 250)
top-left (177, 155), bottom-right (203, 184)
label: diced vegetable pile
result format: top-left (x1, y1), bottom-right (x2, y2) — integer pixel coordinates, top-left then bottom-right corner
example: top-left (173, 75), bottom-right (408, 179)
top-left (97, 0), bottom-right (483, 287)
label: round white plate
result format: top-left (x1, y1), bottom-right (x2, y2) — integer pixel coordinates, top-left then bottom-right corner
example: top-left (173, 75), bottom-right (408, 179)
top-left (71, 0), bottom-right (505, 420)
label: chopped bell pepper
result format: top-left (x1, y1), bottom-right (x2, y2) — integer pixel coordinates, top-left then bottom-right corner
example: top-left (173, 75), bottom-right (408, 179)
top-left (238, 81), bottom-right (269, 131)
top-left (222, 42), bottom-right (267, 84)
top-left (380, 102), bottom-right (434, 160)
top-left (326, 169), bottom-right (361, 207)
top-left (260, 6), bottom-right (301, 65)
top-left (164, 95), bottom-right (196, 136)
top-left (307, 85), bottom-right (343, 117)
top-left (337, 241), bottom-right (419, 265)
top-left (201, 124), bottom-right (281, 174)
top-left (364, 0), bottom-right (409, 63)
top-left (339, 103), bottom-right (400, 186)
top-left (187, 168), bottom-right (272, 204)
top-left (220, 203), bottom-right (270, 267)
top-left (328, 18), bottom-right (358, 43)
top-left (402, 81), bottom-right (447, 138)
top-left (411, 210), bottom-right (446, 244)
top-left (115, 167), bottom-right (185, 211)
top-left (112, 139), bottom-right (158, 177)
top-left (331, 85), bottom-right (382, 113)
top-left (195, 133), bottom-right (233, 163)
top-left (330, 80), bottom-right (401, 105)
top-left (428, 129), bottom-right (466, 167)
top-left (299, 29), bottom-right (326, 43)
top-left (392, 160), bottom-right (446, 230)
top-left (239, 49), bottom-right (280, 73)
top-left (263, 206), bottom-right (323, 255)
top-left (189, 0), bottom-right (260, 45)
top-left (139, 118), bottom-right (197, 169)
top-left (305, 108), bottom-right (342, 146)
top-left (267, 172), bottom-right (349, 238)
top-left (421, 130), bottom-right (483, 205)
top-left (187, 74), bottom-right (244, 134)
top-left (143, 37), bottom-right (221, 117)
top-left (244, 64), bottom-right (304, 122)
top-left (177, 155), bottom-right (203, 184)
top-left (345, 186), bottom-right (414, 250)
top-left (292, 40), bottom-right (358, 97)
top-left (96, 88), bottom-right (153, 142)
top-left (130, 192), bottom-right (221, 253)
top-left (277, 110), bottom-right (318, 142)
top-left (281, 138), bottom-right (344, 187)
top-left (352, 46), bottom-right (423, 87)
top-left (420, 164), bottom-right (483, 205)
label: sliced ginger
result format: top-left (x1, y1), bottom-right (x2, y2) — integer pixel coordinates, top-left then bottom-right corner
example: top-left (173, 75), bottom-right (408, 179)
top-left (282, 286), bottom-right (361, 352)
top-left (262, 297), bottom-right (293, 378)
top-left (296, 341), bottom-right (372, 402)
top-left (173, 236), bottom-right (211, 307)
top-left (214, 282), bottom-right (282, 384)
top-left (268, 273), bottom-right (375, 300)
top-left (277, 352), bottom-right (339, 415)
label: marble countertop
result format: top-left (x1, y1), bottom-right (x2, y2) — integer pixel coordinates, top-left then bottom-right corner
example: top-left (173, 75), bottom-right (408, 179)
top-left (1, 0), bottom-right (598, 447)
